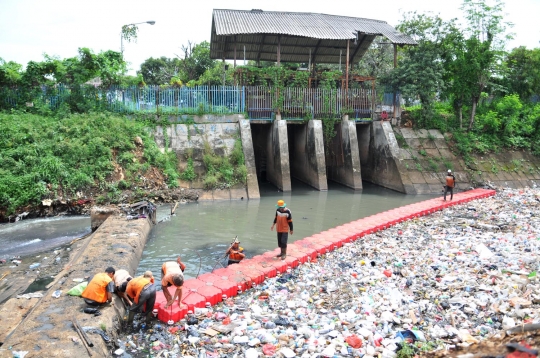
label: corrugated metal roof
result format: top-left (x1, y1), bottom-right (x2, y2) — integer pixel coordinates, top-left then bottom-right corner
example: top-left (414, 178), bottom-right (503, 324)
top-left (212, 9), bottom-right (416, 44)
top-left (210, 9), bottom-right (415, 64)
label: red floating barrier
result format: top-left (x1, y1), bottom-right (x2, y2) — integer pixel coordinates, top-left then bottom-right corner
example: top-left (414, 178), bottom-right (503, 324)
top-left (157, 301), bottom-right (188, 323)
top-left (213, 267), bottom-right (235, 277)
top-left (245, 257), bottom-right (278, 278)
top-left (231, 265), bottom-right (265, 285)
top-left (182, 291), bottom-right (206, 312)
top-left (285, 245), bottom-right (309, 264)
top-left (197, 273), bottom-right (238, 298)
top-left (156, 287), bottom-right (189, 323)
top-left (257, 255), bottom-right (289, 273)
top-left (183, 279), bottom-right (206, 291)
top-left (197, 284), bottom-right (223, 305)
top-left (290, 244), bottom-right (318, 261)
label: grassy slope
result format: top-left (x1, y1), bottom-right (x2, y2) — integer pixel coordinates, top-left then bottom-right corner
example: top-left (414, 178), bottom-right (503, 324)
top-left (0, 111), bottom-right (178, 217)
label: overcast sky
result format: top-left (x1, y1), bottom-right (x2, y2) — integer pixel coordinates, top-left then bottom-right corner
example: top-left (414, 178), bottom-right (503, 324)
top-left (1, 0), bottom-right (539, 75)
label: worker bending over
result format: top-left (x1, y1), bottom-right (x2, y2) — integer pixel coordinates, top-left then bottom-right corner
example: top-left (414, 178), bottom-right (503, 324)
top-left (114, 269), bottom-right (133, 305)
top-left (161, 256), bottom-right (186, 309)
top-left (125, 271), bottom-right (156, 326)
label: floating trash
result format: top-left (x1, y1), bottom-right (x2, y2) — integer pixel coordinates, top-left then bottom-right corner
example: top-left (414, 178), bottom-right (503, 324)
top-left (117, 188), bottom-right (540, 356)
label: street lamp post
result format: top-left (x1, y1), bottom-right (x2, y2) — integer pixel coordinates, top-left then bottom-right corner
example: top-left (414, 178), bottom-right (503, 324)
top-left (121, 21), bottom-right (156, 55)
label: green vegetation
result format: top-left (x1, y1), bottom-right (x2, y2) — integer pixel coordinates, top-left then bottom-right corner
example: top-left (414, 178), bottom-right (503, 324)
top-left (201, 138), bottom-right (247, 189)
top-left (0, 111), bottom-right (177, 215)
top-left (379, 0), bottom-right (540, 162)
top-left (396, 343), bottom-right (415, 358)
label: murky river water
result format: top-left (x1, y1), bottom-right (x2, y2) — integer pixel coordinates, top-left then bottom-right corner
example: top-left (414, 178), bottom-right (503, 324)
top-left (0, 216), bottom-right (91, 258)
top-left (135, 181), bottom-right (435, 279)
top-left (0, 181), bottom-right (436, 275)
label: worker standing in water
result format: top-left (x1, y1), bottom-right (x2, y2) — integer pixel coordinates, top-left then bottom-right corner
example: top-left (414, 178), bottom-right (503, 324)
top-left (226, 237), bottom-right (245, 265)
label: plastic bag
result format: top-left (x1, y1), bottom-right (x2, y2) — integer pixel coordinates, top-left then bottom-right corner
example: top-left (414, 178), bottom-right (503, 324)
top-left (67, 281), bottom-right (88, 296)
top-left (345, 334), bottom-right (363, 348)
top-left (187, 315), bottom-right (198, 325)
top-left (262, 343), bottom-right (276, 356)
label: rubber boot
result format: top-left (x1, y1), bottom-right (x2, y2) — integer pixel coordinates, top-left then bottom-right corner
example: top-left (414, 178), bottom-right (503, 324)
top-left (281, 247), bottom-right (287, 260)
top-left (145, 310), bottom-right (152, 325)
top-left (275, 247), bottom-right (283, 258)
top-left (127, 311), bottom-right (135, 327)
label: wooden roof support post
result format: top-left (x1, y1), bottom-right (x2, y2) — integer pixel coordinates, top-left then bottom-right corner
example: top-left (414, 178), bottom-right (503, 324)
top-left (234, 36), bottom-right (237, 68)
top-left (371, 79), bottom-right (376, 121)
top-left (393, 43), bottom-right (397, 120)
top-left (346, 39), bottom-right (350, 110)
top-left (277, 35), bottom-right (281, 66)
top-left (256, 34), bottom-right (266, 67)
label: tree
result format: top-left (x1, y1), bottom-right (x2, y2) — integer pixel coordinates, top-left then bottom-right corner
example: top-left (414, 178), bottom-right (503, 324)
top-left (459, 0), bottom-right (512, 130)
top-left (176, 41), bottom-right (217, 83)
top-left (382, 13), bottom-right (447, 125)
top-left (0, 58), bottom-right (23, 87)
top-left (355, 38), bottom-right (394, 79)
top-left (138, 57), bottom-right (182, 85)
top-left (503, 47), bottom-right (540, 100)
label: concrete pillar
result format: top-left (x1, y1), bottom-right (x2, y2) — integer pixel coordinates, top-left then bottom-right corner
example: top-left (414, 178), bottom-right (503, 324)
top-left (290, 120), bottom-right (327, 190)
top-left (238, 119), bottom-right (260, 199)
top-left (266, 119), bottom-right (291, 191)
top-left (362, 121), bottom-right (413, 193)
top-left (327, 115), bottom-right (363, 190)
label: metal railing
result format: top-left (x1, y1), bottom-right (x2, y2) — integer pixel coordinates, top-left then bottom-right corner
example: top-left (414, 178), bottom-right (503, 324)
top-left (246, 86), bottom-right (374, 120)
top-left (1, 85), bottom-right (376, 120)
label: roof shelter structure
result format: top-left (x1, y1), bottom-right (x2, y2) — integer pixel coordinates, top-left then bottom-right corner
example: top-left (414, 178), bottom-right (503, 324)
top-left (210, 9), bottom-right (416, 85)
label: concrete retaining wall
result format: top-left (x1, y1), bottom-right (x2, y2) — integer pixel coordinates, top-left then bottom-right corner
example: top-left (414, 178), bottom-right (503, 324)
top-left (3, 216), bottom-right (153, 357)
top-left (363, 123), bottom-right (540, 194)
top-left (154, 120), bottom-right (259, 201)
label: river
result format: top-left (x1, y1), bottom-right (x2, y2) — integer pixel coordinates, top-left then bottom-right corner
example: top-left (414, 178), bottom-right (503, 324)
top-left (0, 181), bottom-right (436, 272)
top-left (135, 181), bottom-right (436, 279)
top-left (0, 216), bottom-right (91, 258)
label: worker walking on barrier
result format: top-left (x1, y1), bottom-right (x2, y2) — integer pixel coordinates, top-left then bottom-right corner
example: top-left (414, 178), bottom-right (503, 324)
top-left (444, 169), bottom-right (456, 201)
top-left (161, 257), bottom-right (186, 309)
top-left (126, 273), bottom-right (156, 326)
top-left (271, 200), bottom-right (293, 260)
top-left (226, 237), bottom-right (245, 265)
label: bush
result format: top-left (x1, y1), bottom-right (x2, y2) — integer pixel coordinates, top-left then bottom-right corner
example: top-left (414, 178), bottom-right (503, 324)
top-left (0, 111), bottom-right (178, 214)
top-left (180, 158), bottom-right (196, 181)
top-left (203, 173), bottom-right (219, 189)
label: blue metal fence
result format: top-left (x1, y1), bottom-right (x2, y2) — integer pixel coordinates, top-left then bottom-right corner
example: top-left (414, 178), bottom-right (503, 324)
top-left (0, 85), bottom-right (246, 114)
top-left (1, 84), bottom-right (407, 120)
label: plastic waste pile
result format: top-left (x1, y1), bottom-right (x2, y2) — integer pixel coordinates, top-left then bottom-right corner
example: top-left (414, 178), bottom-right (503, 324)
top-left (116, 188), bottom-right (540, 357)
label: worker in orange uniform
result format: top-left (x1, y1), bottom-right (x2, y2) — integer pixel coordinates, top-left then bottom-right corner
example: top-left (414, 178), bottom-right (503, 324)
top-left (271, 200), bottom-right (293, 260)
top-left (161, 257), bottom-right (186, 309)
top-left (114, 269), bottom-right (133, 306)
top-left (143, 270), bottom-right (155, 283)
top-left (82, 267), bottom-right (116, 306)
top-left (226, 237), bottom-right (245, 265)
top-left (125, 272), bottom-right (156, 326)
top-left (444, 169), bottom-right (456, 201)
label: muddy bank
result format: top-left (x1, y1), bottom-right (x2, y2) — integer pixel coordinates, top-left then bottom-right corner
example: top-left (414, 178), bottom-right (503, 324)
top-left (0, 188), bottom-right (200, 223)
top-left (1, 215), bottom-right (152, 357)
